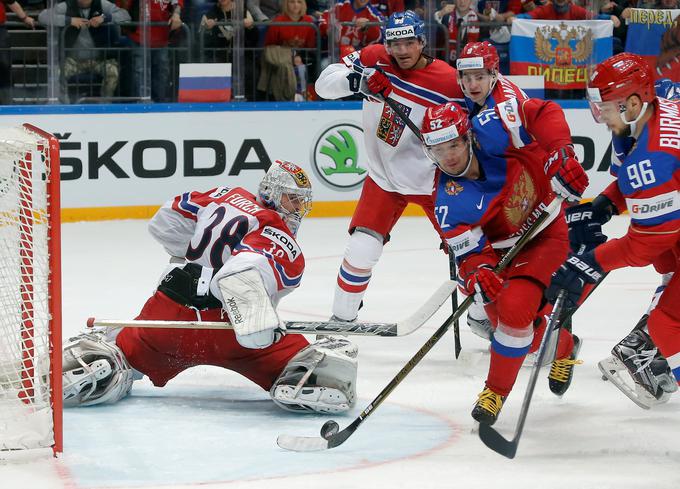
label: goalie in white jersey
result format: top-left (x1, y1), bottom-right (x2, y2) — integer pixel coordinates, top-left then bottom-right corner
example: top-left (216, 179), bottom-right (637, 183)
top-left (61, 161), bottom-right (358, 414)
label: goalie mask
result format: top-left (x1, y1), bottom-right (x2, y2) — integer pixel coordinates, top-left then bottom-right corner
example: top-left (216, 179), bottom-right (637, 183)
top-left (421, 102), bottom-right (475, 177)
top-left (258, 160), bottom-right (313, 235)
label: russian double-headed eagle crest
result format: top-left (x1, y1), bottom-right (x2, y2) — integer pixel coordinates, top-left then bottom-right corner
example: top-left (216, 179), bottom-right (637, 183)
top-left (534, 22), bottom-right (593, 66)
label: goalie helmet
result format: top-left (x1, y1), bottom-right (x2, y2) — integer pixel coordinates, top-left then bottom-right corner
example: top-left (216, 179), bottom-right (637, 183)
top-left (382, 10), bottom-right (426, 45)
top-left (258, 160), bottom-right (313, 235)
top-left (420, 102), bottom-right (474, 177)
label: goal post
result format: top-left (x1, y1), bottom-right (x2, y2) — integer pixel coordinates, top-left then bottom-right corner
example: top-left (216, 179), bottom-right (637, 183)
top-left (0, 124), bottom-right (62, 460)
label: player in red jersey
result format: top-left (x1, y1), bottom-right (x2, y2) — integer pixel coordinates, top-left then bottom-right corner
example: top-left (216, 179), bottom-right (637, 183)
top-left (61, 161), bottom-right (359, 414)
top-left (315, 10), bottom-right (465, 322)
top-left (548, 53), bottom-right (680, 405)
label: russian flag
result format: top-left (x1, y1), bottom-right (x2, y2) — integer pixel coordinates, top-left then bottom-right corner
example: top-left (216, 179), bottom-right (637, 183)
top-left (624, 8), bottom-right (680, 75)
top-left (504, 75), bottom-right (544, 99)
top-left (510, 19), bottom-right (612, 90)
top-left (178, 63), bottom-right (232, 103)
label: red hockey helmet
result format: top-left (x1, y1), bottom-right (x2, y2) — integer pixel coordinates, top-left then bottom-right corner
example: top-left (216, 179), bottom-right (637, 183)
top-left (456, 41), bottom-right (500, 74)
top-left (587, 53), bottom-right (655, 125)
top-left (421, 102), bottom-right (474, 176)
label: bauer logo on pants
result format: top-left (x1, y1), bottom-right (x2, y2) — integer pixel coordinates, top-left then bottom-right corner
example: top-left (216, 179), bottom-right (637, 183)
top-left (311, 123), bottom-right (368, 190)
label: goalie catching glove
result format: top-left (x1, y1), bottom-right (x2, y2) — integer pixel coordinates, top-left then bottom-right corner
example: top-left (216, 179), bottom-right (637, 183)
top-left (218, 268), bottom-right (285, 349)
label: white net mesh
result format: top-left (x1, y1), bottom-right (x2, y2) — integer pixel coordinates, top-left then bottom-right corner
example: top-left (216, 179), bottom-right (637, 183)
top-left (0, 126), bottom-right (55, 458)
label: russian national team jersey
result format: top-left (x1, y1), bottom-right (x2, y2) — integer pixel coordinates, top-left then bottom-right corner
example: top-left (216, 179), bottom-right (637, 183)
top-left (434, 102), bottom-right (557, 263)
top-left (315, 44), bottom-right (465, 195)
top-left (597, 97), bottom-right (680, 272)
top-left (149, 186), bottom-right (305, 307)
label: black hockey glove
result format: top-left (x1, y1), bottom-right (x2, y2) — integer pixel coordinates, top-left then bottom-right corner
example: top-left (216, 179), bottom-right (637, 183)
top-left (565, 202), bottom-right (608, 254)
top-left (546, 252), bottom-right (605, 308)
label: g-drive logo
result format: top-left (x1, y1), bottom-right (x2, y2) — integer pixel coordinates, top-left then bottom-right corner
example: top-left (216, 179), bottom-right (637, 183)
top-left (628, 191), bottom-right (679, 219)
top-left (385, 26), bottom-right (415, 40)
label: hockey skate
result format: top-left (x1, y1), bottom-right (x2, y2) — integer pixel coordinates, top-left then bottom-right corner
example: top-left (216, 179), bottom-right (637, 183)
top-left (471, 387), bottom-right (505, 425)
top-left (598, 328), bottom-right (678, 409)
top-left (466, 300), bottom-right (493, 341)
top-left (548, 335), bottom-right (583, 396)
top-left (271, 336), bottom-right (358, 414)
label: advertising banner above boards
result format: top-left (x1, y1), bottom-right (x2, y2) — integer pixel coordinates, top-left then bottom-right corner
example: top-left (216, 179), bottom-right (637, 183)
top-left (0, 102), bottom-right (615, 221)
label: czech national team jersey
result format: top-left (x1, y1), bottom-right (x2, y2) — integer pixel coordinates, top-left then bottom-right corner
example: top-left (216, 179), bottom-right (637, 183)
top-left (316, 44), bottom-right (464, 195)
top-left (149, 187), bottom-right (305, 306)
top-left (434, 103), bottom-right (557, 262)
top-left (596, 97), bottom-right (680, 272)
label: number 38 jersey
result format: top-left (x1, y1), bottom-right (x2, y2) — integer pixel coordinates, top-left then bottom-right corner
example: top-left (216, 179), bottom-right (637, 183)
top-left (596, 97), bottom-right (680, 272)
top-left (149, 186), bottom-right (305, 307)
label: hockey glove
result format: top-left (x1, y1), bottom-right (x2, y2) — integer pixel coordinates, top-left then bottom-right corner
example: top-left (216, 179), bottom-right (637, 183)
top-left (365, 67), bottom-right (393, 98)
top-left (565, 202), bottom-right (608, 254)
top-left (546, 251), bottom-right (604, 308)
top-left (545, 146), bottom-right (589, 203)
top-left (464, 266), bottom-right (503, 305)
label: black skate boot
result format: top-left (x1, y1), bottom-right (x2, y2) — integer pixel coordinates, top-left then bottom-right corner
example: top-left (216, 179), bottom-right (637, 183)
top-left (471, 387), bottom-right (505, 425)
top-left (548, 335), bottom-right (583, 396)
top-left (611, 328), bottom-right (672, 400)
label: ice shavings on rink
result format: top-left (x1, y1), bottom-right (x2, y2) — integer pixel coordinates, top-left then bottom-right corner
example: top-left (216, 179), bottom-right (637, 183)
top-left (63, 380), bottom-right (458, 487)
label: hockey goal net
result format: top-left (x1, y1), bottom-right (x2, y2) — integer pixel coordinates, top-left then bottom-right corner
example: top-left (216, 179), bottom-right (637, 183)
top-left (0, 124), bottom-right (62, 460)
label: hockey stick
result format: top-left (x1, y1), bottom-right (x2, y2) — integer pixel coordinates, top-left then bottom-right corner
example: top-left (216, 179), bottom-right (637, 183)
top-left (448, 249), bottom-right (462, 359)
top-left (277, 199), bottom-right (561, 452)
top-left (478, 290), bottom-right (567, 459)
top-left (87, 280), bottom-right (456, 338)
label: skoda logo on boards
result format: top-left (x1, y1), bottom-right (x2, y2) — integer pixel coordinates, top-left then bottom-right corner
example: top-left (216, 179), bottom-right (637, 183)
top-left (311, 123), bottom-right (368, 190)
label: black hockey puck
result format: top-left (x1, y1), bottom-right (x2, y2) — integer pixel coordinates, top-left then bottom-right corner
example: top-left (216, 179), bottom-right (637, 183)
top-left (320, 420), bottom-right (339, 438)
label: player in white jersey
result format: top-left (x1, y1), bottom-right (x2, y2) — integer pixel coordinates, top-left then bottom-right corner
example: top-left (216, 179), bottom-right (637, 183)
top-left (315, 10), bottom-right (465, 321)
top-left (61, 161), bottom-right (359, 414)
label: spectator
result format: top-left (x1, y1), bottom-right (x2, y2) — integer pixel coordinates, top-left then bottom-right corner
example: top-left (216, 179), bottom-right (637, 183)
top-left (600, 0), bottom-right (630, 52)
top-left (38, 0), bottom-right (130, 103)
top-left (320, 0), bottom-right (383, 57)
top-left (247, 0), bottom-right (280, 20)
top-left (1, 0), bottom-right (34, 105)
top-left (511, 0), bottom-right (621, 25)
top-left (126, 0), bottom-right (183, 102)
top-left (369, 0), bottom-right (405, 17)
top-left (263, 0), bottom-right (317, 99)
top-left (201, 0), bottom-right (258, 63)
top-left (436, 0), bottom-right (480, 64)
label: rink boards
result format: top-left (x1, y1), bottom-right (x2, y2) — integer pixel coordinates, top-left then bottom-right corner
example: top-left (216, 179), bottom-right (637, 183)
top-left (0, 101), bottom-right (614, 222)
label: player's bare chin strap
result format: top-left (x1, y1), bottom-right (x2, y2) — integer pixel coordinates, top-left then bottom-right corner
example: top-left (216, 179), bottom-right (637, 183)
top-left (332, 227), bottom-right (384, 321)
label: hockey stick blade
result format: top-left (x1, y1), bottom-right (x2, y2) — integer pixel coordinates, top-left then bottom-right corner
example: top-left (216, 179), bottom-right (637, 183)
top-left (478, 422), bottom-right (518, 459)
top-left (277, 419), bottom-right (358, 452)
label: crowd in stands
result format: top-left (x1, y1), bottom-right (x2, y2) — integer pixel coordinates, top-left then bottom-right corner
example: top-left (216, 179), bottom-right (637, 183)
top-left (0, 0), bottom-right (678, 104)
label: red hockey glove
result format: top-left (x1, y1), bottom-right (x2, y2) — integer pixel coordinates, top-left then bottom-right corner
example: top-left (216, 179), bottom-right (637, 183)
top-left (465, 266), bottom-right (504, 304)
top-left (545, 146), bottom-right (589, 203)
top-left (365, 67), bottom-right (393, 98)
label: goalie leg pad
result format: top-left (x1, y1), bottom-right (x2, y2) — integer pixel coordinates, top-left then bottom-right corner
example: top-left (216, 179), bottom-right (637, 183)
top-left (62, 330), bottom-right (134, 407)
top-left (270, 337), bottom-right (358, 413)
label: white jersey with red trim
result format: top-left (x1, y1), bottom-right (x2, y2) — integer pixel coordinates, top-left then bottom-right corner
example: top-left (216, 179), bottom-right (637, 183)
top-left (315, 44), bottom-right (465, 195)
top-left (148, 186), bottom-right (305, 307)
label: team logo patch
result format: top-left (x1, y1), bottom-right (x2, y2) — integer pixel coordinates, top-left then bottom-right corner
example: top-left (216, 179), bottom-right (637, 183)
top-left (504, 168), bottom-right (537, 228)
top-left (377, 101), bottom-right (411, 147)
top-left (262, 226), bottom-right (302, 261)
top-left (445, 179), bottom-right (464, 196)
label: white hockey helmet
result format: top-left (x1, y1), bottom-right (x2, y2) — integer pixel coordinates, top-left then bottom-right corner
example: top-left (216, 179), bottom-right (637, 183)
top-left (258, 160), bottom-right (313, 235)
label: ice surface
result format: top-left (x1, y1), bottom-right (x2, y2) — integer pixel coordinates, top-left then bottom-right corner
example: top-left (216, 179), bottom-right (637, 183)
top-left (1, 215), bottom-right (678, 489)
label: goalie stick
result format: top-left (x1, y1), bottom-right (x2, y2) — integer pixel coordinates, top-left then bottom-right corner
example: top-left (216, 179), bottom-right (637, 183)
top-left (88, 280), bottom-right (456, 337)
top-left (478, 290), bottom-right (567, 459)
top-left (277, 198), bottom-right (561, 452)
